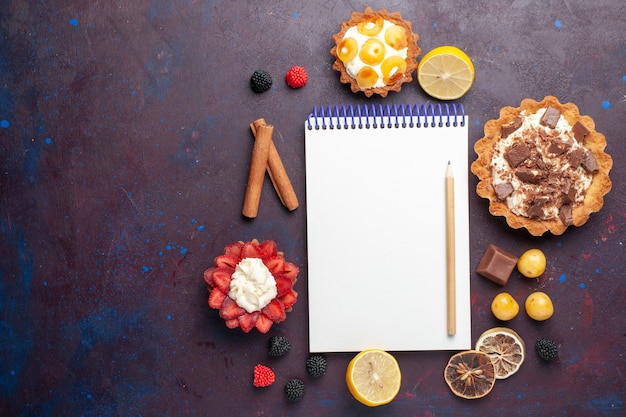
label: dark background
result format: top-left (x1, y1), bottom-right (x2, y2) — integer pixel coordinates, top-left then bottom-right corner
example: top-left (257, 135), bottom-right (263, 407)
top-left (1, 1), bottom-right (624, 416)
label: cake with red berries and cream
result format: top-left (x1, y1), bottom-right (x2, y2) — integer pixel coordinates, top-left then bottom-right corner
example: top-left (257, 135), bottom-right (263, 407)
top-left (330, 7), bottom-right (421, 97)
top-left (471, 96), bottom-right (612, 236)
top-left (204, 239), bottom-right (298, 333)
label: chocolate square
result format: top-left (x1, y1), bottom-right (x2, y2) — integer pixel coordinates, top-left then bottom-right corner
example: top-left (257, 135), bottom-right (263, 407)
top-left (548, 140), bottom-right (571, 155)
top-left (515, 167), bottom-right (544, 183)
top-left (559, 204), bottom-right (573, 226)
top-left (569, 148), bottom-right (585, 169)
top-left (501, 117), bottom-right (523, 138)
top-left (494, 182), bottom-right (514, 200)
top-left (581, 151), bottom-right (599, 174)
top-left (476, 244), bottom-right (519, 286)
top-left (540, 106), bottom-right (562, 129)
top-left (572, 121), bottom-right (590, 142)
top-left (504, 143), bottom-right (531, 167)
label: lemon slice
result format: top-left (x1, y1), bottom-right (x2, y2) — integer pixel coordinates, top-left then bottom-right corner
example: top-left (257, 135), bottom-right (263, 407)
top-left (417, 45), bottom-right (474, 100)
top-left (444, 350), bottom-right (496, 399)
top-left (345, 349), bottom-right (401, 407)
top-left (475, 327), bottom-right (526, 379)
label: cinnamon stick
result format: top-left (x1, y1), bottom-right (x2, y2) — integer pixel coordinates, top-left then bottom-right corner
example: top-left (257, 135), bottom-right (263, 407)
top-left (250, 118), bottom-right (299, 211)
top-left (242, 123), bottom-right (273, 218)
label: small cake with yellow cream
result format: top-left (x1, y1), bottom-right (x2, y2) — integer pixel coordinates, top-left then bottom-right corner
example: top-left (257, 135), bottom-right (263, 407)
top-left (330, 7), bottom-right (421, 97)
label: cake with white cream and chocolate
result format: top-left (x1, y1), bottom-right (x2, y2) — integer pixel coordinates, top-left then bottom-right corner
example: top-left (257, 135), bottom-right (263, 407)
top-left (330, 7), bottom-right (421, 97)
top-left (471, 96), bottom-right (612, 236)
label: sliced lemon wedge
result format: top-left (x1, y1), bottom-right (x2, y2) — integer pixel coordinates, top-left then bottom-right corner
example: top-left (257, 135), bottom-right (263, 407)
top-left (417, 45), bottom-right (475, 100)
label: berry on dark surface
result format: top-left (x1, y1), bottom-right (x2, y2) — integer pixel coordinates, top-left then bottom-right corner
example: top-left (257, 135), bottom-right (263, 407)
top-left (285, 378), bottom-right (305, 402)
top-left (305, 355), bottom-right (327, 377)
top-left (285, 65), bottom-right (308, 88)
top-left (535, 338), bottom-right (559, 361)
top-left (268, 335), bottom-right (291, 357)
top-left (250, 70), bottom-right (272, 93)
top-left (253, 364), bottom-right (275, 387)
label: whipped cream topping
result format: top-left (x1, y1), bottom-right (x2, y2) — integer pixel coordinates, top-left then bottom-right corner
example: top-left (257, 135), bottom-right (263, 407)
top-left (342, 20), bottom-right (408, 88)
top-left (490, 109), bottom-right (593, 220)
top-left (228, 258), bottom-right (277, 313)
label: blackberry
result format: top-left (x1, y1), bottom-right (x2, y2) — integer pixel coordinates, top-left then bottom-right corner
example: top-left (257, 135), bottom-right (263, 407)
top-left (535, 338), bottom-right (559, 361)
top-left (305, 355), bottom-right (327, 377)
top-left (284, 378), bottom-right (305, 402)
top-left (268, 336), bottom-right (291, 357)
top-left (250, 70), bottom-right (272, 93)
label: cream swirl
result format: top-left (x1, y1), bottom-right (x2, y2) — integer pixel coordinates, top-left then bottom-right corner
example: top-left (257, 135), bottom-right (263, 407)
top-left (228, 258), bottom-right (277, 313)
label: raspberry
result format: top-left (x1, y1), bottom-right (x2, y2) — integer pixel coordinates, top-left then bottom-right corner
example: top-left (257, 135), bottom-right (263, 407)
top-left (268, 335), bottom-right (291, 357)
top-left (285, 66), bottom-right (308, 88)
top-left (535, 338), bottom-right (559, 361)
top-left (305, 355), bottom-right (327, 377)
top-left (250, 70), bottom-right (272, 93)
top-left (253, 364), bottom-right (275, 387)
top-left (284, 378), bottom-right (305, 402)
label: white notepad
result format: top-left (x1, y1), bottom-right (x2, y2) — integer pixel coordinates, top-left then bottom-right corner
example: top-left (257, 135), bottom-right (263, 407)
top-left (305, 104), bottom-right (471, 353)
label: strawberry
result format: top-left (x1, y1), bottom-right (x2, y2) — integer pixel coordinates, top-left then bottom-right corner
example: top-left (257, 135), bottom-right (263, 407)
top-left (285, 66), bottom-right (307, 88)
top-left (253, 364), bottom-right (275, 387)
top-left (258, 240), bottom-right (278, 258)
top-left (265, 256), bottom-right (285, 274)
top-left (211, 268), bottom-right (232, 293)
top-left (280, 290), bottom-right (297, 309)
top-left (214, 254), bottom-right (238, 268)
top-left (282, 262), bottom-right (299, 281)
top-left (224, 241), bottom-right (244, 258)
top-left (239, 311), bottom-right (259, 333)
top-left (241, 241), bottom-right (263, 258)
top-left (255, 313), bottom-right (273, 333)
top-left (208, 288), bottom-right (227, 309)
top-left (262, 299), bottom-right (287, 323)
top-left (274, 275), bottom-right (292, 296)
top-left (219, 296), bottom-right (246, 320)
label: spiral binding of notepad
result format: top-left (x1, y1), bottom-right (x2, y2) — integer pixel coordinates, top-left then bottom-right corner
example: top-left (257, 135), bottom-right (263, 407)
top-left (306, 103), bottom-right (465, 130)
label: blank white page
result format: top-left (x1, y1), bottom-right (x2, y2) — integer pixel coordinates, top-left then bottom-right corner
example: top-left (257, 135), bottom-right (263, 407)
top-left (305, 105), bottom-right (471, 353)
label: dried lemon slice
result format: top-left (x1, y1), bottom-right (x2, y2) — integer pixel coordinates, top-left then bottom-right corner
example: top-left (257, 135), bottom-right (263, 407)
top-left (475, 327), bottom-right (526, 379)
top-left (346, 349), bottom-right (401, 407)
top-left (444, 350), bottom-right (496, 399)
top-left (417, 45), bottom-right (474, 100)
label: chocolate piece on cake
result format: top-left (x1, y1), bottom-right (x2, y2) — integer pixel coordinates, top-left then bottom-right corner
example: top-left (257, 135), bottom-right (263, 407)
top-left (548, 140), bottom-right (571, 155)
top-left (505, 143), bottom-right (531, 167)
top-left (540, 106), bottom-right (562, 128)
top-left (501, 117), bottom-right (523, 138)
top-left (476, 244), bottom-right (519, 286)
top-left (572, 121), bottom-right (590, 142)
top-left (559, 204), bottom-right (573, 225)
top-left (528, 196), bottom-right (549, 219)
top-left (582, 152), bottom-right (600, 174)
top-left (494, 182), bottom-right (514, 200)
top-left (569, 148), bottom-right (585, 169)
top-left (515, 167), bottom-right (544, 183)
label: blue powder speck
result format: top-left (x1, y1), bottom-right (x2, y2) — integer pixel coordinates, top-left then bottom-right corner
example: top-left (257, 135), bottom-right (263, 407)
top-left (622, 75), bottom-right (626, 82)
top-left (559, 273), bottom-right (567, 283)
top-left (0, 120), bottom-right (9, 128)
top-left (142, 266), bottom-right (150, 273)
top-left (595, 268), bottom-right (600, 273)
top-left (554, 19), bottom-right (563, 28)
top-left (69, 18), bottom-right (78, 26)
top-left (166, 245), bottom-right (172, 250)
top-left (475, 121), bottom-right (481, 126)
top-left (197, 225), bottom-right (205, 231)
top-left (579, 283), bottom-right (586, 289)
top-left (293, 12), bottom-right (299, 19)
top-left (180, 248), bottom-right (188, 255)
top-left (433, 23), bottom-right (438, 28)
top-left (602, 100), bottom-right (611, 109)
top-left (45, 137), bottom-right (52, 144)
top-left (167, 314), bottom-right (173, 320)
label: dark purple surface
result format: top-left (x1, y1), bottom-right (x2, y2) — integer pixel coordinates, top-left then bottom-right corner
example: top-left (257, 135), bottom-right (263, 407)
top-left (1, 1), bottom-right (625, 416)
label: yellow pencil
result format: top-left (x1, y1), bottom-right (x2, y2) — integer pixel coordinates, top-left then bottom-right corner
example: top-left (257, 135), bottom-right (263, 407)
top-left (446, 161), bottom-right (456, 335)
